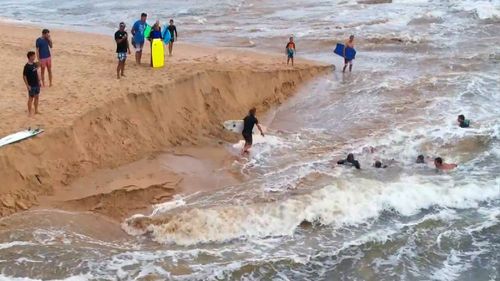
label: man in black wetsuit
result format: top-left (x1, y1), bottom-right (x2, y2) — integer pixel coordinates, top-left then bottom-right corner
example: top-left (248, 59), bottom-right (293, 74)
top-left (242, 107), bottom-right (265, 155)
top-left (167, 19), bottom-right (178, 56)
top-left (337, 153), bottom-right (361, 169)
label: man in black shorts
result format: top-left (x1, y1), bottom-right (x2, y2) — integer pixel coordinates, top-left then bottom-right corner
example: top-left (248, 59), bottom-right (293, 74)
top-left (23, 51), bottom-right (42, 116)
top-left (242, 107), bottom-right (265, 155)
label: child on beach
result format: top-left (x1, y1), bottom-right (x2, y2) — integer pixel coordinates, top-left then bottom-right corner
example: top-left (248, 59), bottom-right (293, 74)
top-left (36, 29), bottom-right (53, 86)
top-left (23, 51), bottom-right (42, 116)
top-left (286, 36), bottom-right (296, 66)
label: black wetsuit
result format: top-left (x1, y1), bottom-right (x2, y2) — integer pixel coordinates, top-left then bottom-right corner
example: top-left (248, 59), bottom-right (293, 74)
top-left (337, 158), bottom-right (361, 169)
top-left (242, 114), bottom-right (258, 145)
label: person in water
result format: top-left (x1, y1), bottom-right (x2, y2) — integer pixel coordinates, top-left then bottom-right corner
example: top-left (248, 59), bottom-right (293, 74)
top-left (434, 157), bottom-right (457, 170)
top-left (36, 29), bottom-right (53, 87)
top-left (242, 107), bottom-right (265, 155)
top-left (373, 160), bottom-right (388, 169)
top-left (167, 19), bottom-right (178, 56)
top-left (148, 21), bottom-right (163, 67)
top-left (416, 154), bottom-right (426, 164)
top-left (114, 22), bottom-right (131, 79)
top-left (337, 153), bottom-right (361, 169)
top-left (343, 35), bottom-right (355, 73)
top-left (457, 114), bottom-right (470, 128)
top-left (131, 13), bottom-right (147, 64)
top-left (285, 36), bottom-right (296, 66)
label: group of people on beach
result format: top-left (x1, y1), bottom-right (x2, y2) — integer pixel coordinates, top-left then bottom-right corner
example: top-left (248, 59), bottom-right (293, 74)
top-left (115, 13), bottom-right (178, 79)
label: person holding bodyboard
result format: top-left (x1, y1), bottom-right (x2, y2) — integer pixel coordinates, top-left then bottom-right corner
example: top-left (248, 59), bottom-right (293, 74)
top-left (343, 35), bottom-right (355, 73)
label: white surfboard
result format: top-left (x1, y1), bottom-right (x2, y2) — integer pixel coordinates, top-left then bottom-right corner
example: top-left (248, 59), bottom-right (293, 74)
top-left (223, 120), bottom-right (267, 134)
top-left (0, 128), bottom-right (44, 147)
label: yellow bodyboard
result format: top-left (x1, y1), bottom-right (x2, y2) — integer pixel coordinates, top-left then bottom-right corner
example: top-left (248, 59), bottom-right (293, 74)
top-left (152, 38), bottom-right (164, 68)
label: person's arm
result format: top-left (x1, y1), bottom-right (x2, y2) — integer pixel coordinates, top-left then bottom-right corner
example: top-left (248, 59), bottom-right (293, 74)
top-left (174, 26), bottom-right (178, 40)
top-left (257, 124), bottom-right (264, 137)
top-left (36, 67), bottom-right (42, 87)
top-left (35, 39), bottom-right (40, 61)
top-left (337, 160), bottom-right (345, 165)
top-left (343, 42), bottom-right (346, 58)
top-left (23, 75), bottom-right (30, 91)
top-left (131, 23), bottom-right (136, 36)
top-left (47, 35), bottom-right (53, 48)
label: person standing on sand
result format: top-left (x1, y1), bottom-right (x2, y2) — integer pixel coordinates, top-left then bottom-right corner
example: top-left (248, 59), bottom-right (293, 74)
top-left (242, 107), bottom-right (265, 155)
top-left (167, 19), bottom-right (178, 56)
top-left (23, 51), bottom-right (42, 116)
top-left (148, 21), bottom-right (163, 67)
top-left (36, 29), bottom-right (53, 87)
top-left (343, 35), bottom-right (355, 73)
top-left (286, 36), bottom-right (296, 66)
top-left (115, 22), bottom-right (131, 79)
top-left (131, 13), bottom-right (148, 64)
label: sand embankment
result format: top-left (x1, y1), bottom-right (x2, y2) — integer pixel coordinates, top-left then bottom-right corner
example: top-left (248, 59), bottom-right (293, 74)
top-left (0, 22), bottom-right (330, 217)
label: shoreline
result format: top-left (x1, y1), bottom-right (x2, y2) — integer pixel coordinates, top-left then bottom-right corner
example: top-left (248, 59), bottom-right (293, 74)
top-left (0, 21), bottom-right (332, 219)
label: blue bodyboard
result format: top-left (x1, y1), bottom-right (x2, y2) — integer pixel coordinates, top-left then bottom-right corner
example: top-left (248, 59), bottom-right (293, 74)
top-left (162, 26), bottom-right (172, 43)
top-left (334, 43), bottom-right (356, 60)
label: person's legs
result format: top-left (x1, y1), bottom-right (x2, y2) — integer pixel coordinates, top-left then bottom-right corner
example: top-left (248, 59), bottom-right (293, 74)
top-left (116, 60), bottom-right (121, 79)
top-left (34, 96), bottom-right (39, 114)
top-left (47, 58), bottom-right (53, 86)
top-left (349, 61), bottom-right (353, 72)
top-left (168, 41), bottom-right (173, 56)
top-left (291, 56), bottom-right (294, 66)
top-left (40, 65), bottom-right (46, 86)
top-left (27, 96), bottom-right (33, 116)
top-left (121, 59), bottom-right (126, 76)
top-left (287, 57), bottom-right (290, 65)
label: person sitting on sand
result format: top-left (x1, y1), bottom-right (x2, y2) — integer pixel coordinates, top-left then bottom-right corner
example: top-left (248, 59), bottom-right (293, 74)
top-left (114, 22), bottom-right (131, 79)
top-left (434, 157), bottom-right (457, 170)
top-left (343, 35), bottom-right (355, 73)
top-left (337, 153), bottom-right (361, 169)
top-left (286, 36), bottom-right (296, 66)
top-left (242, 107), bottom-right (265, 155)
top-left (457, 114), bottom-right (470, 128)
top-left (148, 21), bottom-right (163, 67)
top-left (36, 29), bottom-right (53, 87)
top-left (23, 51), bottom-right (42, 116)
top-left (131, 13), bottom-right (147, 64)
top-left (167, 19), bottom-right (178, 56)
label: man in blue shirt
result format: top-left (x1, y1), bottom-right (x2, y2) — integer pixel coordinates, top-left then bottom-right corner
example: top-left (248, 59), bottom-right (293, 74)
top-left (36, 29), bottom-right (53, 86)
top-left (131, 13), bottom-right (147, 64)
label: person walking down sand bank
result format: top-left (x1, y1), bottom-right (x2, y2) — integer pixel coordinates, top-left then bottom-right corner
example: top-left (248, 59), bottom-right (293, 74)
top-left (167, 19), bottom-right (178, 56)
top-left (286, 36), bottom-right (296, 66)
top-left (23, 51), bottom-right (42, 116)
top-left (242, 107), bottom-right (265, 155)
top-left (115, 22), bottom-right (131, 79)
top-left (131, 13), bottom-right (147, 64)
top-left (36, 29), bottom-right (53, 86)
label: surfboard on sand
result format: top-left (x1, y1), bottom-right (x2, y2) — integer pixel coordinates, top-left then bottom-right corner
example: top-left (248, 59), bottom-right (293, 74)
top-left (0, 128), bottom-right (44, 148)
top-left (152, 38), bottom-right (164, 68)
top-left (223, 120), bottom-right (267, 134)
top-left (334, 43), bottom-right (356, 60)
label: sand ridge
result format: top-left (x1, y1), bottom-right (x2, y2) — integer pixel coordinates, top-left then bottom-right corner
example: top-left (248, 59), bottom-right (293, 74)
top-left (0, 22), bottom-right (331, 217)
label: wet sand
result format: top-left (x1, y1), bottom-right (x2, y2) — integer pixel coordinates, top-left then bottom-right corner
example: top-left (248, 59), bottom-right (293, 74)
top-left (0, 22), bottom-right (330, 218)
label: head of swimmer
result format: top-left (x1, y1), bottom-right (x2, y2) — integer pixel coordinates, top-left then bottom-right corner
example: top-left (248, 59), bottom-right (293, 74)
top-left (374, 161), bottom-right (382, 168)
top-left (249, 107), bottom-right (257, 116)
top-left (153, 20), bottom-right (161, 30)
top-left (416, 154), bottom-right (425, 164)
top-left (457, 114), bottom-right (465, 124)
top-left (434, 157), bottom-right (443, 168)
top-left (346, 153), bottom-right (355, 162)
top-left (141, 13), bottom-right (147, 22)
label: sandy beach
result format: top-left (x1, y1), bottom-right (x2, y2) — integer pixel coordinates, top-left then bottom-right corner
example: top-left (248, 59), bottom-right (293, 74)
top-left (0, 22), bottom-right (330, 218)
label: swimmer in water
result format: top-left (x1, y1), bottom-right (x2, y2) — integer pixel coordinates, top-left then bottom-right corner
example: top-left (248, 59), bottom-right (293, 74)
top-left (434, 157), bottom-right (457, 170)
top-left (416, 154), bottom-right (426, 164)
top-left (373, 160), bottom-right (388, 168)
top-left (337, 153), bottom-right (361, 169)
top-left (457, 114), bottom-right (470, 128)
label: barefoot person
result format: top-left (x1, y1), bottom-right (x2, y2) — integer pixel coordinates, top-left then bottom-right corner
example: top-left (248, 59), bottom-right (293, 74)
top-left (434, 157), bottom-right (457, 170)
top-left (285, 36), bottom-right (296, 66)
top-left (115, 22), bottom-right (131, 79)
top-left (242, 107), bottom-right (265, 155)
top-left (23, 51), bottom-right (42, 116)
top-left (343, 35), bottom-right (355, 73)
top-left (147, 21), bottom-right (163, 67)
top-left (36, 29), bottom-right (53, 86)
top-left (131, 13), bottom-right (147, 64)
top-left (167, 19), bottom-right (178, 56)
